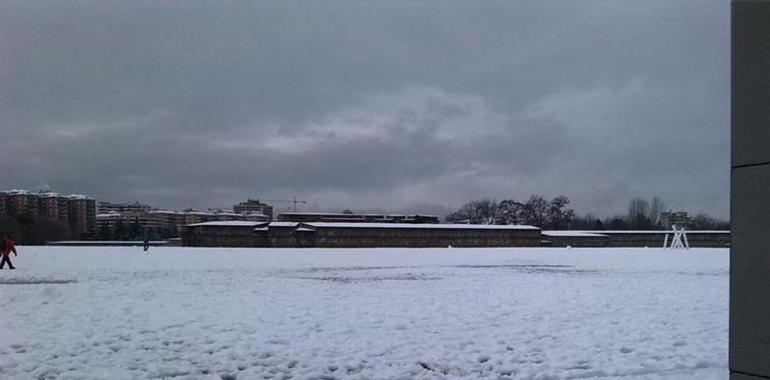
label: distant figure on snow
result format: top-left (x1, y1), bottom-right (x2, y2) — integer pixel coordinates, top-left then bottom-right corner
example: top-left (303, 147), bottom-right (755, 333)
top-left (1, 234), bottom-right (18, 270)
top-left (143, 235), bottom-right (150, 252)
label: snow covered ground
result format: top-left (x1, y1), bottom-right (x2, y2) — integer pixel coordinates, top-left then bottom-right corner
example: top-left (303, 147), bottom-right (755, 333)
top-left (0, 247), bottom-right (728, 380)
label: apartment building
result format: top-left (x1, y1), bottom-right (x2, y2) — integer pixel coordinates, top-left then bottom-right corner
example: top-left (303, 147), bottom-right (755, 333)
top-left (38, 192), bottom-right (70, 221)
top-left (3, 189), bottom-right (38, 217)
top-left (95, 208), bottom-right (269, 239)
top-left (0, 189), bottom-right (97, 238)
top-left (97, 201), bottom-right (151, 216)
top-left (659, 211), bottom-right (690, 229)
top-left (67, 195), bottom-right (97, 237)
top-left (233, 199), bottom-right (274, 220)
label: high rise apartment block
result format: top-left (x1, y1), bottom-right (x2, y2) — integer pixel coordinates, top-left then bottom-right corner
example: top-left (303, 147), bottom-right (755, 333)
top-left (0, 189), bottom-right (97, 238)
top-left (233, 199), bottom-right (273, 220)
top-left (2, 190), bottom-right (275, 240)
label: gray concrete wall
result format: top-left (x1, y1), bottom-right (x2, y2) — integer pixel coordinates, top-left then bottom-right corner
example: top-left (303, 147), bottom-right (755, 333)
top-left (731, 2), bottom-right (770, 378)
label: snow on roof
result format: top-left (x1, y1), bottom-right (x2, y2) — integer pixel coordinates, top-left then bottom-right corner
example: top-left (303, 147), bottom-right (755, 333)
top-left (267, 222), bottom-right (300, 227)
top-left (279, 212), bottom-right (437, 217)
top-left (188, 221), bottom-right (262, 227)
top-left (304, 222), bottom-right (539, 230)
top-left (48, 240), bottom-right (167, 244)
top-left (279, 212), bottom-right (349, 216)
top-left (67, 194), bottom-right (92, 200)
top-left (150, 210), bottom-right (183, 215)
top-left (239, 211), bottom-right (268, 216)
top-left (570, 230), bottom-right (730, 234)
top-left (96, 212), bottom-right (125, 218)
top-left (542, 231), bottom-right (609, 238)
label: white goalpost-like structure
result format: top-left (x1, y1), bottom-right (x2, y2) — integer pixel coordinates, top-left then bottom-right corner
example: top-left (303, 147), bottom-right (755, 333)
top-left (663, 224), bottom-right (690, 250)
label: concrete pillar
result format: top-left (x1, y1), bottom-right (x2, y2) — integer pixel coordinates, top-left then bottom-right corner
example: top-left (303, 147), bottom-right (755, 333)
top-left (731, 1), bottom-right (770, 379)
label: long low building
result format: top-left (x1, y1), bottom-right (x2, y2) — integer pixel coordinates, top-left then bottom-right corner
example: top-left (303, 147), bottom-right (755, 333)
top-left (277, 212), bottom-right (440, 224)
top-left (183, 221), bottom-right (542, 248)
top-left (542, 230), bottom-right (730, 248)
top-left (182, 222), bottom-right (731, 248)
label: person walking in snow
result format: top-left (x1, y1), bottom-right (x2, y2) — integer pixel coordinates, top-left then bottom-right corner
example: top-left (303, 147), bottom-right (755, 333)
top-left (1, 234), bottom-right (18, 270)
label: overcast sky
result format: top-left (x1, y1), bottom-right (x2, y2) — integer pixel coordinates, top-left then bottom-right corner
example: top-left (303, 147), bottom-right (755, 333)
top-left (0, 1), bottom-right (729, 218)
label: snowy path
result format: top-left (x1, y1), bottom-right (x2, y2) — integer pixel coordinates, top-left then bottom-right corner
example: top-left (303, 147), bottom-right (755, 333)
top-left (0, 247), bottom-right (728, 379)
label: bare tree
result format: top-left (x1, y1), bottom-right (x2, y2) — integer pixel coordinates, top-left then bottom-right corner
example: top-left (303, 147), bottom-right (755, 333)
top-left (627, 198), bottom-right (651, 229)
top-left (690, 213), bottom-right (730, 230)
top-left (546, 195), bottom-right (575, 229)
top-left (649, 196), bottom-right (665, 228)
top-left (521, 195), bottom-right (549, 228)
top-left (446, 199), bottom-right (498, 224)
top-left (496, 199), bottom-right (526, 225)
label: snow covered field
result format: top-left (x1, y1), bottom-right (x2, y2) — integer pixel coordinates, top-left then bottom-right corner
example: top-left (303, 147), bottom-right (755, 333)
top-left (0, 247), bottom-right (728, 380)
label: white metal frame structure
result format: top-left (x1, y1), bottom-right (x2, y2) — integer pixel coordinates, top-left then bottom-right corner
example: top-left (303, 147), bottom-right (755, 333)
top-left (663, 224), bottom-right (689, 250)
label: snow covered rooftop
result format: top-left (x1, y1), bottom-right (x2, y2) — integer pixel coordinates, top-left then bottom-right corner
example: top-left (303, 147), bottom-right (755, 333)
top-left (279, 212), bottom-right (346, 216)
top-left (570, 230), bottom-right (730, 234)
top-left (240, 212), bottom-right (268, 217)
top-left (149, 210), bottom-right (185, 215)
top-left (188, 221), bottom-right (263, 227)
top-left (542, 231), bottom-right (609, 237)
top-left (96, 212), bottom-right (124, 218)
top-left (67, 194), bottom-right (92, 200)
top-left (266, 222), bottom-right (300, 228)
top-left (304, 222), bottom-right (539, 230)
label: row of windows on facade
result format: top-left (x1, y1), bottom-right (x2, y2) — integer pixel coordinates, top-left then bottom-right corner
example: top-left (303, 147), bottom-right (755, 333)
top-left (0, 191), bottom-right (96, 227)
top-left (1, 190), bottom-right (276, 236)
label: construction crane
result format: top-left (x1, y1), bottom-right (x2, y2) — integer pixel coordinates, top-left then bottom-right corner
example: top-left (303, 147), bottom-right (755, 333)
top-left (263, 197), bottom-right (307, 212)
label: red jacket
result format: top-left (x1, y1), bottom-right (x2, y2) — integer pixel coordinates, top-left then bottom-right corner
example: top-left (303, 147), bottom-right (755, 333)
top-left (2, 238), bottom-right (16, 257)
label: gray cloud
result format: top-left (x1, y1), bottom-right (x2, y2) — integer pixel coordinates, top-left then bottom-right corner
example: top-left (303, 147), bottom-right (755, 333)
top-left (0, 1), bottom-right (729, 218)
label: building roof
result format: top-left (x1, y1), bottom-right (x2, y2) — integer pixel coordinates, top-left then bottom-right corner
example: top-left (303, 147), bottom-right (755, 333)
top-left (186, 221), bottom-right (539, 230)
top-left (67, 194), bottom-right (92, 200)
top-left (542, 231), bottom-right (609, 238)
top-left (188, 221), bottom-right (264, 227)
top-left (266, 222), bottom-right (300, 228)
top-left (149, 210), bottom-right (183, 215)
top-left (96, 211), bottom-right (125, 218)
top-left (239, 212), bottom-right (268, 217)
top-left (279, 212), bottom-right (437, 217)
top-left (304, 222), bottom-right (539, 230)
top-left (564, 230), bottom-right (730, 234)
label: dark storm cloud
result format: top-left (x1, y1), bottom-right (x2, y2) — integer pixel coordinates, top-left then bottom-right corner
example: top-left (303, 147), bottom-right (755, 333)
top-left (0, 1), bottom-right (729, 218)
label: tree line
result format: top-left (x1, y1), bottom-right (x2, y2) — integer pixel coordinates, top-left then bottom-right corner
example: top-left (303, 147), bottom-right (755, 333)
top-left (445, 195), bottom-right (729, 230)
top-left (96, 217), bottom-right (153, 241)
top-left (0, 214), bottom-right (160, 245)
top-left (0, 214), bottom-right (78, 245)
